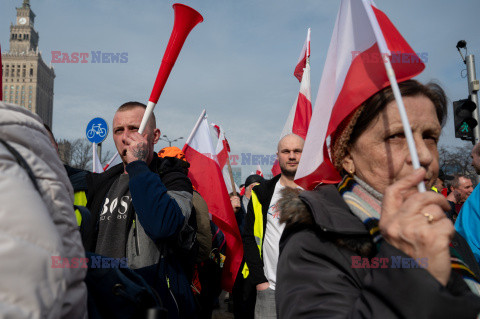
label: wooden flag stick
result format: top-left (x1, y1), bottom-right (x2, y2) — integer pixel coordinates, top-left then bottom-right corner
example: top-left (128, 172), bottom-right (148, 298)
top-left (226, 154), bottom-right (237, 196)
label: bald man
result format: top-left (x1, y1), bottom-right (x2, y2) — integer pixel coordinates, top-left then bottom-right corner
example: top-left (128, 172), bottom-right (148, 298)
top-left (242, 134), bottom-right (304, 319)
top-left (85, 101), bottom-right (196, 317)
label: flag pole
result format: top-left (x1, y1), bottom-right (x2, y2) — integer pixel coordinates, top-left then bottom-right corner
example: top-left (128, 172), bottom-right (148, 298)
top-left (92, 142), bottom-right (96, 172)
top-left (103, 152), bottom-right (119, 171)
top-left (362, 0), bottom-right (426, 192)
top-left (226, 156), bottom-right (237, 196)
top-left (221, 128), bottom-right (237, 196)
top-left (185, 109), bottom-right (207, 146)
top-left (306, 28), bottom-right (311, 65)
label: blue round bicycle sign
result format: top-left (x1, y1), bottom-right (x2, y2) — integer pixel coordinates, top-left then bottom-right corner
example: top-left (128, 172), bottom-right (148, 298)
top-left (86, 117), bottom-right (108, 144)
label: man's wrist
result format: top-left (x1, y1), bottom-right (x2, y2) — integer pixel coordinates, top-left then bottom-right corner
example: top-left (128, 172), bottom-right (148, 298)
top-left (125, 160), bottom-right (149, 177)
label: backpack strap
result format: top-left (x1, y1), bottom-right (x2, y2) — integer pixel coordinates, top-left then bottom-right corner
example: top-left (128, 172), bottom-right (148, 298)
top-left (0, 139), bottom-right (41, 194)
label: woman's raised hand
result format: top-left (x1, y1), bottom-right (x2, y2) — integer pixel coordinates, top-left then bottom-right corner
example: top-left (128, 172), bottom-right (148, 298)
top-left (379, 168), bottom-right (454, 286)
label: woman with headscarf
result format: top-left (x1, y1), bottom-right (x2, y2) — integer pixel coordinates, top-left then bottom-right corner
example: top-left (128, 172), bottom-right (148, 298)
top-left (276, 80), bottom-right (480, 318)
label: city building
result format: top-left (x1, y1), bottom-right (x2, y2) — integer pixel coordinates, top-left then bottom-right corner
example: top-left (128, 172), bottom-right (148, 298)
top-left (1, 0), bottom-right (55, 127)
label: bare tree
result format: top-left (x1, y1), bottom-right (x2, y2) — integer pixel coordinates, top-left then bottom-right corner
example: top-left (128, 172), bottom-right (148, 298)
top-left (57, 138), bottom-right (112, 171)
top-left (438, 145), bottom-right (476, 182)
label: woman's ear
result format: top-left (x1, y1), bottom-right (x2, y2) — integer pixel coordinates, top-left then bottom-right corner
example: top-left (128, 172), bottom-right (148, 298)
top-left (341, 151), bottom-right (355, 175)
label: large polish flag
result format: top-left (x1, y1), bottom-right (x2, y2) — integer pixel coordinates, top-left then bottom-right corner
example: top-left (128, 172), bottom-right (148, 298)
top-left (212, 123), bottom-right (239, 194)
top-left (183, 111), bottom-right (243, 292)
top-left (272, 29), bottom-right (313, 177)
top-left (295, 0), bottom-right (425, 190)
top-left (255, 164), bottom-right (264, 177)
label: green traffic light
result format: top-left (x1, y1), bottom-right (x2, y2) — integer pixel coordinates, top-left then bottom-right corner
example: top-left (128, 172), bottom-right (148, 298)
top-left (461, 122), bottom-right (470, 132)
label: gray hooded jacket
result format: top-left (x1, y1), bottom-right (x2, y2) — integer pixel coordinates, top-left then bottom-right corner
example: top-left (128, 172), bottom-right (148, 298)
top-left (0, 102), bottom-right (87, 318)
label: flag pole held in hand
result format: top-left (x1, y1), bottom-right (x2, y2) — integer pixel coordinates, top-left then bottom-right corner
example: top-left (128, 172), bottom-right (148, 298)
top-left (362, 0), bottom-right (425, 192)
top-left (138, 4), bottom-right (203, 134)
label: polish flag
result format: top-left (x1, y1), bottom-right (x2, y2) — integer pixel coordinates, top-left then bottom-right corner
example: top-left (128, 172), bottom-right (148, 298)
top-left (272, 29), bottom-right (313, 176)
top-left (183, 110), bottom-right (243, 292)
top-left (294, 29), bottom-right (311, 82)
top-left (255, 165), bottom-right (264, 177)
top-left (212, 123), bottom-right (239, 194)
top-left (211, 123), bottom-right (230, 170)
top-left (295, 0), bottom-right (425, 189)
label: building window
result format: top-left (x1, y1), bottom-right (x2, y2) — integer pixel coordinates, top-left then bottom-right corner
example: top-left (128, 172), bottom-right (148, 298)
top-left (29, 68), bottom-right (33, 76)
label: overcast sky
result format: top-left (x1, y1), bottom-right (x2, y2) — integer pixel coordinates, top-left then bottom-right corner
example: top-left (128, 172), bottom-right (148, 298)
top-left (1, 0), bottom-right (480, 180)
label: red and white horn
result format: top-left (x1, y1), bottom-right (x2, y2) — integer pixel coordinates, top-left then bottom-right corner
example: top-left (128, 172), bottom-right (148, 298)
top-left (139, 3), bottom-right (203, 134)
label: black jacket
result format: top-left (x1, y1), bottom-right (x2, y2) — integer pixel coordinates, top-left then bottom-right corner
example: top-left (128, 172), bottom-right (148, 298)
top-left (242, 174), bottom-right (281, 293)
top-left (276, 185), bottom-right (480, 318)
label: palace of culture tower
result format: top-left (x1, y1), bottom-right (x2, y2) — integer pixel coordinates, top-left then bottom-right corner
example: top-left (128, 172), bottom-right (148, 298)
top-left (1, 0), bottom-right (55, 127)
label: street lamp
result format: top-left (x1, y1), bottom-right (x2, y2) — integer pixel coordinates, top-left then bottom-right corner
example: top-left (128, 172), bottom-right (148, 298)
top-left (159, 134), bottom-right (183, 147)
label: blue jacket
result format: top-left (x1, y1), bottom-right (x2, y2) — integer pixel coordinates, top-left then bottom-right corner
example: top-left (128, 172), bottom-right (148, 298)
top-left (456, 184), bottom-right (480, 264)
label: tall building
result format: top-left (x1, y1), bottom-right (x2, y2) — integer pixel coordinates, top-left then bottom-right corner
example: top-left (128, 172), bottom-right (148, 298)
top-left (1, 0), bottom-right (55, 127)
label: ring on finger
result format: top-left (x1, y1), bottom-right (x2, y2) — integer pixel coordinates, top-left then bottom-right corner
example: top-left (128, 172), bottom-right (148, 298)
top-left (423, 212), bottom-right (434, 223)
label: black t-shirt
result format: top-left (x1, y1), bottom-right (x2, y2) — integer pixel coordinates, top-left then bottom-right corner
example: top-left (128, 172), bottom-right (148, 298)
top-left (95, 173), bottom-right (133, 258)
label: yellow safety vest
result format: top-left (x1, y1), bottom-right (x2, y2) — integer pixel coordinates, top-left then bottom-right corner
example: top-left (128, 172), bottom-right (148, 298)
top-left (242, 190), bottom-right (264, 279)
top-left (74, 190), bottom-right (88, 227)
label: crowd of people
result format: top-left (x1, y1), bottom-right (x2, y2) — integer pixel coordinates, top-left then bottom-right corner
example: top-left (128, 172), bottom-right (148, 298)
top-left (2, 79), bottom-right (480, 318)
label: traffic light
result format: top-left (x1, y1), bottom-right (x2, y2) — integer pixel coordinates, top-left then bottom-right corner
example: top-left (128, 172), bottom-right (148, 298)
top-left (453, 96), bottom-right (477, 143)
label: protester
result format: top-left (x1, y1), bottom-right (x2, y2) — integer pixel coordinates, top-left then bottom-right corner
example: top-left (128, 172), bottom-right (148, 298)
top-left (446, 175), bottom-right (474, 221)
top-left (230, 192), bottom-right (245, 234)
top-left (158, 146), bottom-right (212, 266)
top-left (231, 178), bottom-right (260, 319)
top-left (196, 220), bottom-right (227, 319)
top-left (241, 174), bottom-right (265, 213)
top-left (431, 168), bottom-right (448, 197)
top-left (157, 146), bottom-right (226, 319)
top-left (243, 133), bottom-right (304, 318)
top-left (85, 102), bottom-right (196, 318)
top-left (0, 102), bottom-right (87, 317)
top-left (472, 142), bottom-right (480, 175)
top-left (276, 80), bottom-right (480, 318)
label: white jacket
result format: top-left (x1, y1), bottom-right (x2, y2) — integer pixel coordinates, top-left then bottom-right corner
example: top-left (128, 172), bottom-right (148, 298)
top-left (0, 102), bottom-right (87, 318)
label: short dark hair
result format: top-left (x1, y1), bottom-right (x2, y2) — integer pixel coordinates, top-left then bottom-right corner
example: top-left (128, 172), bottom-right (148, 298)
top-left (448, 174), bottom-right (469, 190)
top-left (116, 101), bottom-right (156, 128)
top-left (117, 101), bottom-right (147, 112)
